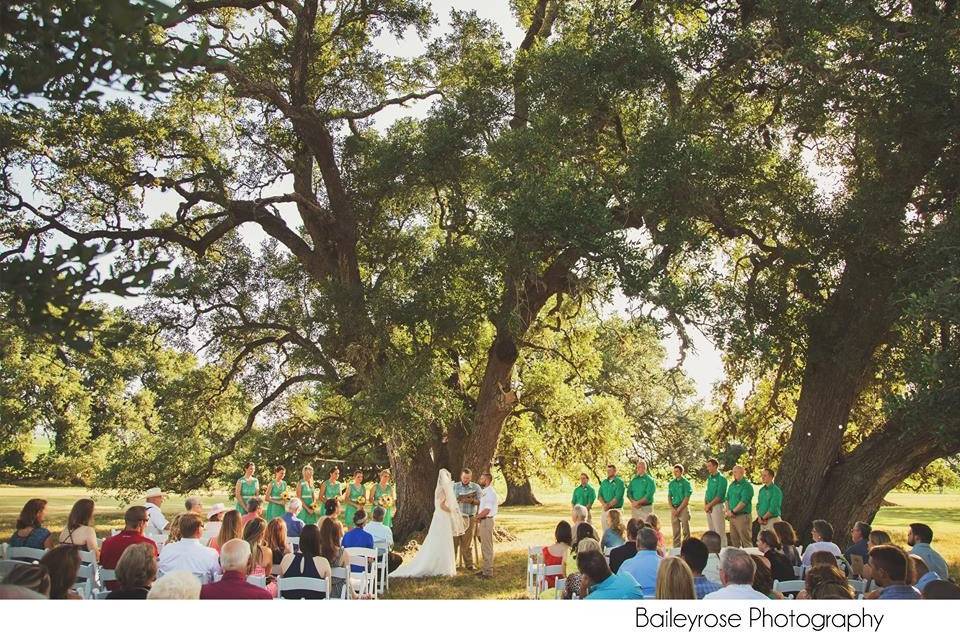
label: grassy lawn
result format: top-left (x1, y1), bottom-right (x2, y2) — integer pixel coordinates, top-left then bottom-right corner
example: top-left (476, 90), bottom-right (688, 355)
top-left (2, 484), bottom-right (957, 599)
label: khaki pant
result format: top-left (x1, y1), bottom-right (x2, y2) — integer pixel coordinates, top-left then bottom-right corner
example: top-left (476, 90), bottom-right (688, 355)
top-left (759, 516), bottom-right (781, 533)
top-left (454, 515), bottom-right (477, 568)
top-left (478, 517), bottom-right (495, 576)
top-left (729, 513), bottom-right (751, 548)
top-left (706, 503), bottom-right (726, 546)
top-left (631, 505), bottom-right (653, 522)
top-left (670, 506), bottom-right (691, 547)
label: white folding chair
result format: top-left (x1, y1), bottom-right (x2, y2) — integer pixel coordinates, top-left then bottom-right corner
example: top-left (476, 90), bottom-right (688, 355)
top-left (5, 547), bottom-right (46, 562)
top-left (330, 566), bottom-right (353, 599)
top-left (535, 564), bottom-right (564, 599)
top-left (287, 537), bottom-right (299, 548)
top-left (277, 576), bottom-right (331, 599)
top-left (99, 568), bottom-right (117, 584)
top-left (246, 574), bottom-right (267, 587)
top-left (773, 579), bottom-right (805, 598)
top-left (344, 547), bottom-right (378, 599)
top-left (793, 565), bottom-right (804, 578)
top-left (75, 563), bottom-right (99, 599)
top-left (0, 559), bottom-right (33, 580)
top-left (0, 542), bottom-right (7, 560)
top-left (192, 572), bottom-right (213, 585)
top-left (667, 547), bottom-right (681, 557)
top-left (374, 542), bottom-right (390, 595)
top-left (554, 578), bottom-right (566, 599)
top-left (94, 590), bottom-right (112, 600)
top-left (526, 546), bottom-right (543, 598)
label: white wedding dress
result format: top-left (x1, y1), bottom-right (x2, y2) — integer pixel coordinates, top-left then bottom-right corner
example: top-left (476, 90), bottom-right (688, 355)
top-left (390, 468), bottom-right (467, 578)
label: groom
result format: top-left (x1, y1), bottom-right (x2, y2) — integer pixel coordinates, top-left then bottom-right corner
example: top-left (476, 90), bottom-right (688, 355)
top-left (475, 471), bottom-right (498, 579)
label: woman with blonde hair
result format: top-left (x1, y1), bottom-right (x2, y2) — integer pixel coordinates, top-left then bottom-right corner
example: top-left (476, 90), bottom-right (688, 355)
top-left (243, 517), bottom-right (277, 597)
top-left (369, 469), bottom-right (396, 527)
top-left (297, 464), bottom-right (320, 525)
top-left (209, 509), bottom-right (242, 553)
top-left (107, 543), bottom-right (157, 599)
top-left (165, 513), bottom-right (185, 545)
top-left (601, 509), bottom-right (626, 549)
top-left (655, 556), bottom-right (696, 599)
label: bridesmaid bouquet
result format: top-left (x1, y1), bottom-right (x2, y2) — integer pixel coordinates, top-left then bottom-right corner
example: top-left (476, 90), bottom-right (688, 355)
top-left (357, 496), bottom-right (367, 507)
top-left (379, 495), bottom-right (394, 509)
top-left (313, 499), bottom-right (323, 511)
top-left (281, 489), bottom-right (291, 501)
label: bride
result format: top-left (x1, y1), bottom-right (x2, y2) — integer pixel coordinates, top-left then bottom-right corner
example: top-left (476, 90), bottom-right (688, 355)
top-left (390, 468), bottom-right (466, 578)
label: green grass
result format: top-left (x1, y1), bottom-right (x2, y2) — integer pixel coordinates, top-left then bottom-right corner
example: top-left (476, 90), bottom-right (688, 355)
top-left (2, 484), bottom-right (957, 599)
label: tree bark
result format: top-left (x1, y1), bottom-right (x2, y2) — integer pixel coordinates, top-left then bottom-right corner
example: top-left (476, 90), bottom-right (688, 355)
top-left (388, 441), bottom-right (440, 542)
top-left (502, 475), bottom-right (541, 506)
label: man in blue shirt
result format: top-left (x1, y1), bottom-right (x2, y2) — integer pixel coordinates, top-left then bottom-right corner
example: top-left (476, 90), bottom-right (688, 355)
top-left (341, 510), bottom-right (375, 574)
top-left (282, 499), bottom-right (305, 537)
top-left (617, 527), bottom-right (661, 597)
top-left (907, 523), bottom-right (950, 580)
top-left (844, 520), bottom-right (870, 566)
top-left (868, 545), bottom-right (920, 600)
top-left (577, 549), bottom-right (643, 600)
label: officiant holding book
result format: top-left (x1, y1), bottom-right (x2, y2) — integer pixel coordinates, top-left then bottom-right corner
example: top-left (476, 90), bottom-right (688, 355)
top-left (453, 468), bottom-right (481, 570)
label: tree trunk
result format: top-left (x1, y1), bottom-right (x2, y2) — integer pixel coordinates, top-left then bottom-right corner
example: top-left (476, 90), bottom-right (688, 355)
top-left (388, 441), bottom-right (440, 543)
top-left (461, 329), bottom-right (519, 475)
top-left (502, 475), bottom-right (541, 506)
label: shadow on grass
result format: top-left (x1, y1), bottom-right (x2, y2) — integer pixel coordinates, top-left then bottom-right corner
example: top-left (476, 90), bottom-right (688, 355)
top-left (384, 549), bottom-right (530, 600)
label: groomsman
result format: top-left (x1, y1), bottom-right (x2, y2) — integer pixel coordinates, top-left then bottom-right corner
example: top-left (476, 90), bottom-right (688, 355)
top-left (667, 464), bottom-right (693, 547)
top-left (598, 464), bottom-right (625, 532)
top-left (571, 473), bottom-right (596, 523)
top-left (755, 468), bottom-right (783, 533)
top-left (724, 465), bottom-right (754, 548)
top-left (703, 458), bottom-right (727, 544)
top-left (627, 459), bottom-right (656, 521)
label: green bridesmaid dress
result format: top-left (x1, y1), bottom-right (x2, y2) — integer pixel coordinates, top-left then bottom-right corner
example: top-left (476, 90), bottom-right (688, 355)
top-left (373, 483), bottom-right (396, 527)
top-left (323, 480), bottom-right (343, 521)
top-left (236, 476), bottom-right (259, 513)
top-left (343, 482), bottom-right (366, 528)
top-left (298, 480), bottom-right (318, 525)
top-left (264, 479), bottom-right (287, 521)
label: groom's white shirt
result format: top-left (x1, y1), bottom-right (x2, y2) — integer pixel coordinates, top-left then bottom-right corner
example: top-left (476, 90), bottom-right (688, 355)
top-left (479, 485), bottom-right (498, 518)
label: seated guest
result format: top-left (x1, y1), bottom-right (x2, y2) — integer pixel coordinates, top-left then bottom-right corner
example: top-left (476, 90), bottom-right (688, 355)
top-left (809, 550), bottom-right (839, 568)
top-left (107, 543), bottom-right (156, 599)
top-left (280, 524), bottom-right (332, 599)
top-left (157, 513), bottom-right (221, 583)
top-left (757, 530), bottom-right (794, 582)
top-left (342, 510), bottom-right (375, 574)
top-left (609, 518), bottom-right (640, 574)
top-left (319, 517), bottom-right (351, 598)
top-left (100, 506), bottom-right (159, 589)
top-left (796, 565), bottom-right (854, 600)
top-left (907, 522), bottom-right (949, 581)
top-left (38, 546), bottom-right (81, 600)
top-left (143, 487), bottom-right (169, 537)
top-left (922, 580), bottom-right (960, 600)
top-left (561, 538), bottom-right (600, 599)
top-left (320, 498), bottom-right (340, 525)
top-left (681, 537), bottom-right (721, 599)
top-left (750, 555), bottom-right (782, 599)
top-left (580, 549), bottom-right (643, 599)
top-left (147, 571), bottom-right (201, 599)
top-left (571, 504), bottom-right (588, 540)
top-left (617, 527), bottom-right (661, 597)
top-left (264, 517), bottom-right (292, 565)
top-left (566, 521), bottom-right (601, 578)
top-left (205, 503), bottom-right (229, 539)
top-left (200, 539), bottom-right (272, 600)
top-left (656, 556), bottom-right (695, 599)
top-left (844, 521), bottom-right (871, 565)
top-left (910, 555), bottom-right (940, 592)
top-left (365, 506), bottom-right (403, 572)
top-left (241, 498), bottom-right (264, 526)
top-left (209, 509), bottom-right (242, 553)
top-left (185, 496), bottom-right (203, 515)
top-left (57, 498), bottom-right (99, 559)
top-left (242, 517), bottom-right (276, 596)
top-left (282, 499), bottom-right (305, 538)
top-left (166, 513), bottom-right (185, 544)
top-left (702, 548), bottom-right (768, 600)
top-left (772, 520), bottom-right (801, 566)
top-left (701, 530), bottom-right (723, 583)
top-left (538, 521), bottom-right (572, 595)
top-left (869, 529), bottom-right (892, 549)
top-left (866, 544), bottom-right (920, 600)
top-left (8, 498), bottom-right (53, 550)
top-left (644, 513), bottom-right (665, 553)
top-left (801, 520), bottom-right (842, 567)
top-left (601, 509), bottom-right (626, 550)
top-left (1, 564), bottom-right (51, 598)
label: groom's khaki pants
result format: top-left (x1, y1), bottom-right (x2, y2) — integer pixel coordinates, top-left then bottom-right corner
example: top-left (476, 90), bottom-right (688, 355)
top-left (478, 517), bottom-right (495, 576)
top-left (454, 514), bottom-right (477, 568)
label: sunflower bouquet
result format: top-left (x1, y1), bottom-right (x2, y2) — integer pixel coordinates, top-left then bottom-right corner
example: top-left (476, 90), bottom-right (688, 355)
top-left (313, 499), bottom-right (323, 512)
top-left (356, 496), bottom-right (367, 507)
top-left (379, 495), bottom-right (394, 509)
top-left (281, 489), bottom-right (291, 501)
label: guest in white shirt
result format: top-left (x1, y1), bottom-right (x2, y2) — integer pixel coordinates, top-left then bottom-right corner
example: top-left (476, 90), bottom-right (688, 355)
top-left (701, 530), bottom-right (722, 584)
top-left (476, 472), bottom-right (499, 578)
top-left (144, 487), bottom-right (169, 537)
top-left (801, 520), bottom-right (842, 567)
top-left (205, 503), bottom-right (229, 541)
top-left (157, 513), bottom-right (221, 583)
top-left (702, 548), bottom-right (769, 600)
top-left (365, 506), bottom-right (403, 573)
top-left (185, 496), bottom-right (204, 515)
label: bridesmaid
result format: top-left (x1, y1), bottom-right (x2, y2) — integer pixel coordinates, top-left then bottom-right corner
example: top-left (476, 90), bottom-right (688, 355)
top-left (318, 466), bottom-right (344, 523)
top-left (235, 462), bottom-right (260, 513)
top-left (297, 464), bottom-right (320, 525)
top-left (342, 470), bottom-right (366, 530)
top-left (264, 465), bottom-right (288, 521)
top-left (369, 469), bottom-right (396, 527)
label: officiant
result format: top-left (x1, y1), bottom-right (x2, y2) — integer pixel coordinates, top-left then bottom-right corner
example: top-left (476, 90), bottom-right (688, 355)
top-left (453, 468), bottom-right (481, 570)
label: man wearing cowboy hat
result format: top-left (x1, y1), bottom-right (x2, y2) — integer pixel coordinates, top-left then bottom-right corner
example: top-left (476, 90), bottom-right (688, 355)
top-left (144, 487), bottom-right (169, 537)
top-left (206, 503), bottom-right (230, 539)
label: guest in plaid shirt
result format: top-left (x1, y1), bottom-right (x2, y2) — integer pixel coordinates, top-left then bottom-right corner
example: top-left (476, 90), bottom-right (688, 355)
top-left (681, 537), bottom-right (722, 599)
